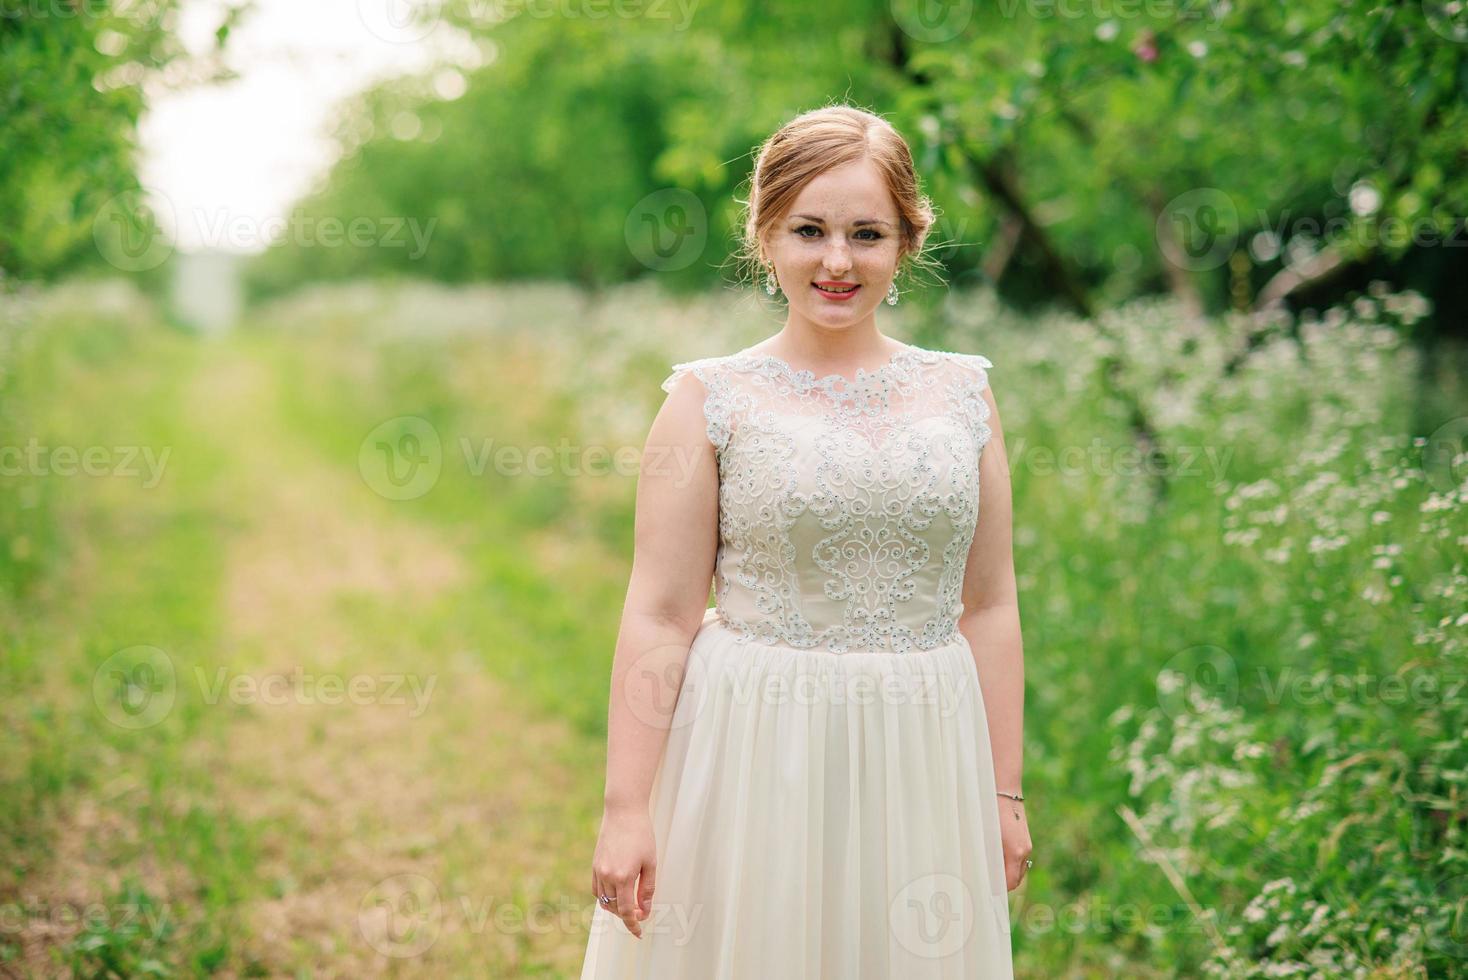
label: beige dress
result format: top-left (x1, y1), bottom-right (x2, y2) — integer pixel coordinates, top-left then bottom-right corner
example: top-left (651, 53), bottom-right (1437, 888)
top-left (580, 343), bottom-right (1014, 979)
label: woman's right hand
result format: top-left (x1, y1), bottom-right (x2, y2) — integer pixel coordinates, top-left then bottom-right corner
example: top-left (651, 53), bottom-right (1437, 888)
top-left (590, 803), bottom-right (657, 939)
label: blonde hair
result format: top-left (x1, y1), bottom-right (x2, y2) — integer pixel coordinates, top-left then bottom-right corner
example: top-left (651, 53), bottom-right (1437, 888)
top-left (732, 102), bottom-right (941, 290)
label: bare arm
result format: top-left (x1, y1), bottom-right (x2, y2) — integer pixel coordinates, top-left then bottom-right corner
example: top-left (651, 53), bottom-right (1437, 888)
top-left (601, 370), bottom-right (720, 813)
top-left (957, 384), bottom-right (1025, 799)
top-left (956, 379), bottom-right (1032, 889)
top-left (589, 369), bottom-right (721, 936)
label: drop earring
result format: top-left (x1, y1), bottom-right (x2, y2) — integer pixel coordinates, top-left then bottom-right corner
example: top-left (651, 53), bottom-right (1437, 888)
top-left (886, 281), bottom-right (900, 306)
top-left (764, 264), bottom-right (778, 296)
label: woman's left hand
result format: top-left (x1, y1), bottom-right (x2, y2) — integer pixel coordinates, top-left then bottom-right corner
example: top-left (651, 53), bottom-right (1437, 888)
top-left (998, 797), bottom-right (1033, 891)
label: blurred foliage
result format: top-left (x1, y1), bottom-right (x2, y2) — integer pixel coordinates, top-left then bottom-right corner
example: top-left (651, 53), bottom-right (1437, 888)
top-left (3, 4), bottom-right (1464, 974)
top-left (240, 275), bottom-right (1464, 976)
top-left (0, 280), bottom-right (257, 975)
top-left (245, 0), bottom-right (1468, 334)
top-left (0, 1), bottom-right (249, 290)
top-left (1, 270), bottom-right (1462, 973)
top-left (2, 2), bottom-right (1462, 332)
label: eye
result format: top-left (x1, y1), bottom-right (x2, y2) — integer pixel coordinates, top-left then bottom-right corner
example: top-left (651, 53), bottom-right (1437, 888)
top-left (855, 228), bottom-right (883, 241)
top-left (795, 224), bottom-right (821, 238)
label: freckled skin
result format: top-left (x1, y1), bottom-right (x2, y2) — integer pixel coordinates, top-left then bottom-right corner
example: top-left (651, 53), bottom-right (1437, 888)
top-left (762, 158), bottom-right (905, 343)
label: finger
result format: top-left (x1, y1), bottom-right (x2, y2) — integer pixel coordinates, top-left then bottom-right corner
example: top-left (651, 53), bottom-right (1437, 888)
top-left (616, 878), bottom-right (643, 938)
top-left (592, 874), bottom-right (611, 915)
top-left (637, 862), bottom-right (657, 920)
top-left (595, 873), bottom-right (625, 921)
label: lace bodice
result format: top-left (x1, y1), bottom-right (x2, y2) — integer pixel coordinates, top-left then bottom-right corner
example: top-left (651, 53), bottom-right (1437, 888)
top-left (661, 343), bottom-right (995, 654)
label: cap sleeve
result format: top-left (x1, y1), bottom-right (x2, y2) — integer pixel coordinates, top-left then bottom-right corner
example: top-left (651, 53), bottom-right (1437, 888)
top-left (659, 357), bottom-right (733, 455)
top-left (956, 351), bottom-right (993, 376)
top-left (661, 359), bottom-right (703, 394)
top-left (951, 353), bottom-right (994, 452)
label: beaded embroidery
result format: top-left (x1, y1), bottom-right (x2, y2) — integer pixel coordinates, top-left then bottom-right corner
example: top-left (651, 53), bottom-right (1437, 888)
top-left (660, 344), bottom-right (994, 654)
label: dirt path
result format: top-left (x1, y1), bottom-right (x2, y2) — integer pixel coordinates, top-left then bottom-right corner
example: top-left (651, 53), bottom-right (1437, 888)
top-left (184, 346), bottom-right (598, 977)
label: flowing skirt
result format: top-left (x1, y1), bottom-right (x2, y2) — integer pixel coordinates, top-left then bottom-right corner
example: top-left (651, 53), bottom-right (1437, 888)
top-left (580, 608), bottom-right (1014, 979)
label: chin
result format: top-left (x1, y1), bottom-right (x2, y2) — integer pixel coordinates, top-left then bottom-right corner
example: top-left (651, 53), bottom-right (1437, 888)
top-left (806, 303), bottom-right (870, 323)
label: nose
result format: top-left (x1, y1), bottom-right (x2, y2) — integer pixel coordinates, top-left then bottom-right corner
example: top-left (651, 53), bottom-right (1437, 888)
top-left (822, 239), bottom-right (852, 277)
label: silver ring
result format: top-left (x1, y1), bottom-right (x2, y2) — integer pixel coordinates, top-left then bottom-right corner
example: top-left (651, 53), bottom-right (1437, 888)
top-left (599, 894), bottom-right (614, 904)
top-left (1024, 859), bottom-right (1034, 869)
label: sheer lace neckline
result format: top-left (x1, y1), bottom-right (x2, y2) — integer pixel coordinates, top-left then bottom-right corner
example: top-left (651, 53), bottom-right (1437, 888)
top-left (729, 342), bottom-right (921, 389)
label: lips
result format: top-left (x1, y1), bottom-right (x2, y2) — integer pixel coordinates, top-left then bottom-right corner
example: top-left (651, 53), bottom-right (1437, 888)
top-left (813, 281), bottom-right (860, 299)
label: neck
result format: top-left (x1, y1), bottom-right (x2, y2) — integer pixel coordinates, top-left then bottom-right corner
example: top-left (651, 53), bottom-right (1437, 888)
top-left (771, 312), bottom-right (895, 365)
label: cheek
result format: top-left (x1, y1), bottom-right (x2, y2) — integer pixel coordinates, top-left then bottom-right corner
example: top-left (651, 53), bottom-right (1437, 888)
top-left (858, 243), bottom-right (899, 266)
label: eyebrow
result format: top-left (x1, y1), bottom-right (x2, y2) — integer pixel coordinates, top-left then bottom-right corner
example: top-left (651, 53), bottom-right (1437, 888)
top-left (791, 214), bottom-right (894, 228)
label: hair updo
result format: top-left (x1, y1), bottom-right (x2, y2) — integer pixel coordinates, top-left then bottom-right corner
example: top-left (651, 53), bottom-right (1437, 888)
top-left (733, 102), bottom-right (940, 291)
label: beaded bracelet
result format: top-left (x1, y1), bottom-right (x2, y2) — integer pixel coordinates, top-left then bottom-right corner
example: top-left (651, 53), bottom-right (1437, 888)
top-left (996, 790), bottom-right (1025, 801)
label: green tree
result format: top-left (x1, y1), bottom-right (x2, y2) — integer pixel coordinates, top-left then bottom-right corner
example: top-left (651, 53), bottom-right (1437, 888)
top-left (250, 0), bottom-right (1468, 332)
top-left (0, 1), bottom-right (244, 286)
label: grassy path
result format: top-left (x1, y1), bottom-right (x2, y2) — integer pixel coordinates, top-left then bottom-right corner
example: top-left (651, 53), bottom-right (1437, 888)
top-left (185, 339), bottom-right (602, 976)
top-left (4, 320), bottom-right (605, 977)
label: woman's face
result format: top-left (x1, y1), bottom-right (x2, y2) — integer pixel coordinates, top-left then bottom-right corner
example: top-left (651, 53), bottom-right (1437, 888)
top-left (762, 157), bottom-right (905, 329)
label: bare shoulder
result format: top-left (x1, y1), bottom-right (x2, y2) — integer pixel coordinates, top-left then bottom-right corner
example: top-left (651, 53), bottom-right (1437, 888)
top-left (652, 355), bottom-right (730, 459)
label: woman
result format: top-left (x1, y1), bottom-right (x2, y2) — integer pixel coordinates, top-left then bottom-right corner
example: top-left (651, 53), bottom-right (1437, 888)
top-left (581, 103), bottom-right (1030, 978)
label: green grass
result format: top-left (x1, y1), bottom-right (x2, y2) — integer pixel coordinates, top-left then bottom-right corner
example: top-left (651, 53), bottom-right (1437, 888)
top-left (2, 276), bottom-right (1463, 977)
top-left (0, 289), bottom-right (260, 974)
top-left (2, 283), bottom-right (613, 975)
top-left (239, 279), bottom-right (1463, 977)
top-left (256, 327), bottom-right (628, 738)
